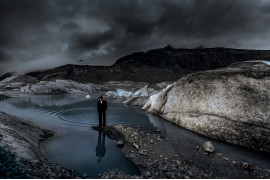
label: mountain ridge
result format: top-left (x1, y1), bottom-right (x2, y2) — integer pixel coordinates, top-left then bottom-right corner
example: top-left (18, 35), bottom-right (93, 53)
top-left (25, 46), bottom-right (270, 83)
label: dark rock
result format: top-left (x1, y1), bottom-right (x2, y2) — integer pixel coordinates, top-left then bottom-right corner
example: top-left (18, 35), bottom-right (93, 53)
top-left (242, 162), bottom-right (254, 172)
top-left (139, 150), bottom-right (148, 156)
top-left (98, 169), bottom-right (133, 179)
top-left (51, 89), bottom-right (67, 95)
top-left (144, 171), bottom-right (151, 178)
top-left (0, 95), bottom-right (10, 100)
top-left (0, 72), bottom-right (13, 81)
top-left (129, 154), bottom-right (136, 159)
top-left (8, 75), bottom-right (39, 84)
top-left (82, 172), bottom-right (88, 178)
top-left (116, 140), bottom-right (124, 148)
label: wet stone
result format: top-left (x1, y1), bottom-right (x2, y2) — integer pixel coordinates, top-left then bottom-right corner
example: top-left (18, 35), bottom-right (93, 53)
top-left (117, 140), bottom-right (124, 148)
top-left (82, 172), bottom-right (88, 178)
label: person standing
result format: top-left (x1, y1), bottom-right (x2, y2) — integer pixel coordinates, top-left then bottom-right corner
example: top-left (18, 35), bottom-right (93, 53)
top-left (97, 96), bottom-right (107, 127)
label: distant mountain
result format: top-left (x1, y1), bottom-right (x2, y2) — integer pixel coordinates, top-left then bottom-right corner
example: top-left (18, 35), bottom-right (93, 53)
top-left (26, 46), bottom-right (270, 83)
top-left (0, 72), bottom-right (13, 81)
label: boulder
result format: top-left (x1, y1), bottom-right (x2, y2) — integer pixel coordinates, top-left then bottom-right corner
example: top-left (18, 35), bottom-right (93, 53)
top-left (82, 172), bottom-right (88, 178)
top-left (242, 162), bottom-right (254, 172)
top-left (143, 61), bottom-right (270, 152)
top-left (202, 141), bottom-right (215, 153)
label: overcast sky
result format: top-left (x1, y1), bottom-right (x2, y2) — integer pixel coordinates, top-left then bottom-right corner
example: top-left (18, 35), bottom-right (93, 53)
top-left (1, 0), bottom-right (270, 74)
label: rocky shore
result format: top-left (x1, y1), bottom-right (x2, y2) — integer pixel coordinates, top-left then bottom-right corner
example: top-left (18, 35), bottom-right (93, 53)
top-left (93, 125), bottom-right (270, 179)
top-left (1, 111), bottom-right (270, 179)
top-left (0, 111), bottom-right (82, 178)
top-left (0, 60), bottom-right (270, 178)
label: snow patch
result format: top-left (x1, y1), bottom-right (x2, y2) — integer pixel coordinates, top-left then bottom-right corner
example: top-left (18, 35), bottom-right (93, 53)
top-left (247, 60), bottom-right (270, 66)
top-left (142, 83), bottom-right (175, 111)
top-left (134, 85), bottom-right (149, 96)
top-left (106, 89), bottom-right (133, 97)
top-left (261, 61), bottom-right (270, 66)
top-left (105, 85), bottom-right (152, 98)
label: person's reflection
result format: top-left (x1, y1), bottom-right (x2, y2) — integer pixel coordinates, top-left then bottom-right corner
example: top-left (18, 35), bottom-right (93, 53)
top-left (96, 130), bottom-right (106, 163)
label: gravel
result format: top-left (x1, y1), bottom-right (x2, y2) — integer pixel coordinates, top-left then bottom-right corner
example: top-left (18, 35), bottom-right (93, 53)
top-left (93, 125), bottom-right (270, 179)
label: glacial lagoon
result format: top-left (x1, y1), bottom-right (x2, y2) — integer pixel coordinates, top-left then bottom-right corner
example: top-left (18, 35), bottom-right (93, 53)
top-left (0, 94), bottom-right (270, 177)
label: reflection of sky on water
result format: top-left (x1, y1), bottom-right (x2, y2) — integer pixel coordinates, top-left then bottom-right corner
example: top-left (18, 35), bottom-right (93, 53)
top-left (0, 94), bottom-right (155, 132)
top-left (40, 130), bottom-right (140, 177)
top-left (0, 94), bottom-right (270, 175)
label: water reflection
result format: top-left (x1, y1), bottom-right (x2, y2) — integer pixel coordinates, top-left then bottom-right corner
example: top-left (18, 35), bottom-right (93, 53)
top-left (0, 94), bottom-right (155, 131)
top-left (96, 131), bottom-right (106, 163)
top-left (40, 130), bottom-right (140, 177)
top-left (1, 94), bottom-right (270, 172)
top-left (0, 94), bottom-right (144, 177)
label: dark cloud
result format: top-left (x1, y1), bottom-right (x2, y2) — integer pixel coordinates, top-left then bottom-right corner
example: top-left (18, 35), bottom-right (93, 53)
top-left (0, 49), bottom-right (9, 62)
top-left (0, 0), bottom-right (270, 74)
top-left (61, 22), bottom-right (81, 33)
top-left (70, 29), bottom-right (115, 51)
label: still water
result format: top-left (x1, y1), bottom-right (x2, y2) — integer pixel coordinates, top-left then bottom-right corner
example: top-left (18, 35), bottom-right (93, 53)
top-left (0, 94), bottom-right (270, 177)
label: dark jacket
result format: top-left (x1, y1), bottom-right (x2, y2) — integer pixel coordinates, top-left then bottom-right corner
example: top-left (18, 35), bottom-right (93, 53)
top-left (97, 100), bottom-right (107, 112)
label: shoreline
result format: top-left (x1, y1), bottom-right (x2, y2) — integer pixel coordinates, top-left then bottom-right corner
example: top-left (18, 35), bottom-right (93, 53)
top-left (0, 111), bottom-right (82, 178)
top-left (0, 106), bottom-right (270, 178)
top-left (93, 125), bottom-right (270, 179)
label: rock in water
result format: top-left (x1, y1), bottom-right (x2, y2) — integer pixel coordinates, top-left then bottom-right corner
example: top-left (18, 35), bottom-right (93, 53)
top-left (82, 172), bottom-right (88, 178)
top-left (143, 61), bottom-right (270, 153)
top-left (117, 140), bottom-right (124, 148)
top-left (202, 141), bottom-right (215, 153)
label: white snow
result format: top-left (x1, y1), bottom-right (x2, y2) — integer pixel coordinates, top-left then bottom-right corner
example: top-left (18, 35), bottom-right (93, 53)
top-left (105, 85), bottom-right (153, 99)
top-left (247, 60), bottom-right (270, 66)
top-left (106, 89), bottom-right (133, 97)
top-left (134, 85), bottom-right (149, 96)
top-left (142, 83), bottom-right (175, 111)
top-left (261, 61), bottom-right (270, 66)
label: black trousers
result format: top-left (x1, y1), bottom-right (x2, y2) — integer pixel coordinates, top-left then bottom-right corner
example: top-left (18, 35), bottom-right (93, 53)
top-left (98, 111), bottom-right (106, 126)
